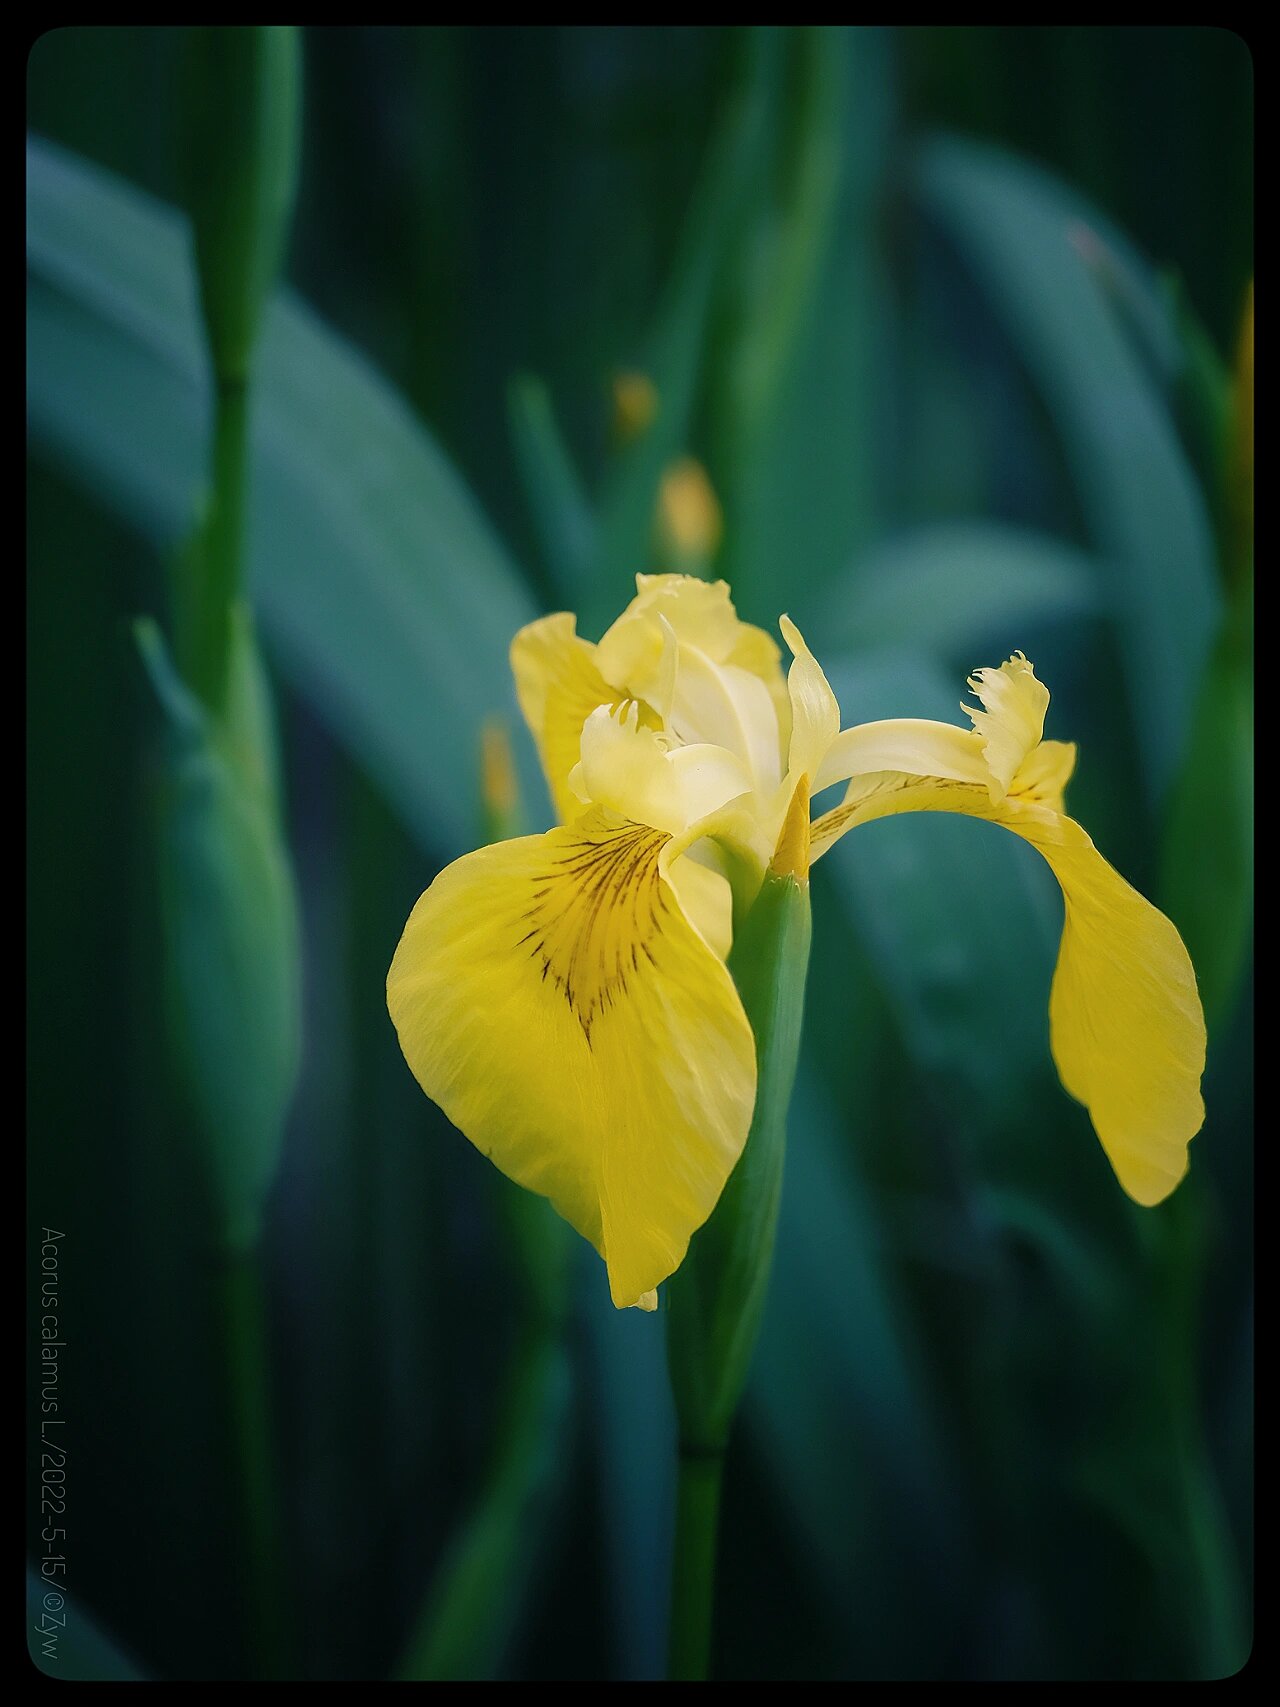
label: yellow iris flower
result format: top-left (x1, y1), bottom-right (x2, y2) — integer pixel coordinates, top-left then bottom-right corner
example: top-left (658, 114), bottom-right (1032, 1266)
top-left (387, 574), bottom-right (1206, 1311)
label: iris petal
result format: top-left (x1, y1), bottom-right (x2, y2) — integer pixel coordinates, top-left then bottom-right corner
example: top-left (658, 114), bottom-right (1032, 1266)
top-left (812, 765), bottom-right (1205, 1203)
top-left (387, 808), bottom-right (757, 1307)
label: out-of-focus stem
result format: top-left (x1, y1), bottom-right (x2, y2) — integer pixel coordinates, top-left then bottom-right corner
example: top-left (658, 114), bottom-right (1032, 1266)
top-left (186, 378), bottom-right (250, 711)
top-left (667, 1448), bottom-right (725, 1682)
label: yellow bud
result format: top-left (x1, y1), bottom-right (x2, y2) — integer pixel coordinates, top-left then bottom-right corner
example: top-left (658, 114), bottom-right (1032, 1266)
top-left (769, 775), bottom-right (811, 883)
top-left (480, 718), bottom-right (520, 841)
top-left (611, 370), bottom-right (659, 444)
top-left (657, 457), bottom-right (723, 564)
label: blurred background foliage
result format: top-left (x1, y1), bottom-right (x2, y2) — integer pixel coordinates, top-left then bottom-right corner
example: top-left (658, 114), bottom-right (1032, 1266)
top-left (27, 24), bottom-right (1251, 1681)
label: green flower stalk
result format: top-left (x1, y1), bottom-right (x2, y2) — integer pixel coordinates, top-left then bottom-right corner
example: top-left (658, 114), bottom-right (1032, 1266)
top-left (180, 24), bottom-right (301, 712)
top-left (134, 25), bottom-right (303, 1678)
top-left (666, 789), bottom-right (812, 1679)
top-left (183, 25), bottom-right (301, 387)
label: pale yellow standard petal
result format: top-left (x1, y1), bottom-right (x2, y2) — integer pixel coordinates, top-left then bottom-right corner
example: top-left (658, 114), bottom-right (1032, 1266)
top-left (815, 718), bottom-right (992, 795)
top-left (571, 703), bottom-right (754, 837)
top-left (386, 809), bottom-right (757, 1308)
top-left (727, 620), bottom-right (792, 760)
top-left (510, 613), bottom-right (622, 824)
top-left (596, 576), bottom-right (787, 786)
top-left (779, 616), bottom-right (839, 786)
top-left (812, 768), bottom-right (1205, 1205)
top-left (599, 574), bottom-right (744, 672)
top-left (964, 653), bottom-right (1051, 800)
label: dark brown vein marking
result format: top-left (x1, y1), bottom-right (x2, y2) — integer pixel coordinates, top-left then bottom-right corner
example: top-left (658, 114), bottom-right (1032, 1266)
top-left (521, 821), bottom-right (669, 1045)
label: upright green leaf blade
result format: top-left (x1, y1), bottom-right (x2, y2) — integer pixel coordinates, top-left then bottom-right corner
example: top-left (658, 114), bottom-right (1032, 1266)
top-left (914, 135), bottom-right (1221, 796)
top-left (27, 135), bottom-right (538, 860)
top-left (506, 373), bottom-right (596, 603)
top-left (819, 521), bottom-right (1102, 657)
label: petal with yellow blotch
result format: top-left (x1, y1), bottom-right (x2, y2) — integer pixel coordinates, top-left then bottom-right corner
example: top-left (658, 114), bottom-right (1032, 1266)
top-left (386, 808), bottom-right (757, 1308)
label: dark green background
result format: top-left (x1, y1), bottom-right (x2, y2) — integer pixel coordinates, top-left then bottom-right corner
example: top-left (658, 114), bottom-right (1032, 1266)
top-left (28, 25), bottom-right (1252, 1681)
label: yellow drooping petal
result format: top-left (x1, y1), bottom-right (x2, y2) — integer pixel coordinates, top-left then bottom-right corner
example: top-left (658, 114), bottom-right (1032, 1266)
top-left (1024, 812), bottom-right (1204, 1205)
top-left (1008, 739), bottom-right (1077, 815)
top-left (779, 616), bottom-right (839, 787)
top-left (386, 808), bottom-right (757, 1308)
top-left (510, 613), bottom-right (628, 824)
top-left (811, 760), bottom-right (1205, 1204)
top-left (665, 848), bottom-right (734, 962)
top-left (964, 653), bottom-right (1050, 800)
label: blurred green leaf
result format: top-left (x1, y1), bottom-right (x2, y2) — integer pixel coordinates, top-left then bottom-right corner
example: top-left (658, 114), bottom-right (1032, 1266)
top-left (1160, 592), bottom-right (1253, 1033)
top-left (820, 521), bottom-right (1102, 657)
top-left (588, 30), bottom-right (773, 632)
top-left (914, 134), bottom-right (1221, 798)
top-left (1163, 275), bottom-right (1231, 538)
top-left (506, 373), bottom-right (596, 604)
top-left (729, 25), bottom-right (894, 618)
top-left (1224, 281), bottom-right (1254, 597)
top-left (712, 27), bottom-right (843, 487)
top-left (748, 1066), bottom-right (963, 1674)
top-left (397, 1332), bottom-right (573, 1680)
top-left (27, 135), bottom-right (537, 861)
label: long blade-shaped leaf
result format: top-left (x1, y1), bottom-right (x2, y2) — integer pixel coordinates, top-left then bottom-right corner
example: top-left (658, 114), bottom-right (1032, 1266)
top-left (914, 135), bottom-right (1220, 797)
top-left (27, 135), bottom-right (538, 860)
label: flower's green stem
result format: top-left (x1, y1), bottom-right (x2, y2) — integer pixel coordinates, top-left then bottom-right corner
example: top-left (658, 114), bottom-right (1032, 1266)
top-left (187, 377), bottom-right (250, 711)
top-left (668, 1447), bottom-right (725, 1682)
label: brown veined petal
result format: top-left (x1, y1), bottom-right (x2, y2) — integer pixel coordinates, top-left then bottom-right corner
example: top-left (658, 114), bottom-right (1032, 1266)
top-left (386, 807), bottom-right (757, 1308)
